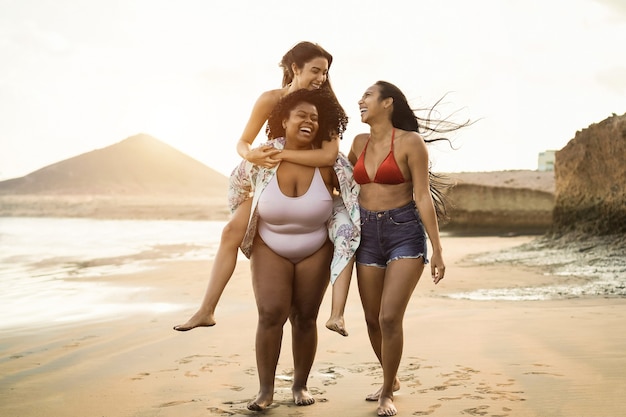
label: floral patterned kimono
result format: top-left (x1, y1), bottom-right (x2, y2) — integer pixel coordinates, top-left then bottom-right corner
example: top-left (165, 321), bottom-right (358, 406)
top-left (228, 137), bottom-right (360, 284)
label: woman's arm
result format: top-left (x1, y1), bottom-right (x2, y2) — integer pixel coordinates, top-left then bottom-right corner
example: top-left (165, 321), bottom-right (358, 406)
top-left (348, 134), bottom-right (368, 166)
top-left (406, 133), bottom-right (445, 284)
top-left (278, 136), bottom-right (340, 167)
top-left (236, 90), bottom-right (282, 167)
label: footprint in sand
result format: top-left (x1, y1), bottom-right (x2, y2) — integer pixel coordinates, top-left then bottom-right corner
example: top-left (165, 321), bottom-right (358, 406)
top-left (413, 403), bottom-right (442, 415)
top-left (177, 355), bottom-right (200, 364)
top-left (222, 399), bottom-right (249, 406)
top-left (411, 361), bottom-right (526, 416)
top-left (206, 406), bottom-right (237, 415)
top-left (461, 405), bottom-right (490, 415)
top-left (475, 384), bottom-right (525, 402)
top-left (157, 399), bottom-right (198, 408)
top-left (523, 370), bottom-right (564, 377)
top-left (347, 365), bottom-right (366, 374)
top-left (496, 379), bottom-right (516, 387)
top-left (524, 363), bottom-right (563, 377)
top-left (464, 395), bottom-right (486, 400)
top-left (316, 366), bottom-right (344, 386)
top-left (224, 384), bottom-right (245, 392)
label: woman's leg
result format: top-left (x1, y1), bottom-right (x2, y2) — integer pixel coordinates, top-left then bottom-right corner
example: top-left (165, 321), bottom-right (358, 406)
top-left (357, 264), bottom-right (402, 402)
top-left (325, 255), bottom-right (354, 337)
top-left (375, 258), bottom-right (424, 417)
top-left (357, 263), bottom-right (386, 386)
top-left (290, 240), bottom-right (333, 405)
top-left (173, 198), bottom-right (252, 331)
top-left (247, 237), bottom-right (294, 411)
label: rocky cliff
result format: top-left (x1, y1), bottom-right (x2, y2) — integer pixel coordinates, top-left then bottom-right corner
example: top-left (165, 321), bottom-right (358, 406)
top-left (552, 113), bottom-right (626, 236)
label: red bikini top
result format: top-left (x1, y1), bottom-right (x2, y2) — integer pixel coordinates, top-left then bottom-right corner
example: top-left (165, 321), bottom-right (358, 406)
top-left (353, 129), bottom-right (406, 185)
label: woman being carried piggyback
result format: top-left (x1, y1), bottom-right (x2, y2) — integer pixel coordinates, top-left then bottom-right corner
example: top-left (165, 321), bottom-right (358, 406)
top-left (174, 41), bottom-right (355, 337)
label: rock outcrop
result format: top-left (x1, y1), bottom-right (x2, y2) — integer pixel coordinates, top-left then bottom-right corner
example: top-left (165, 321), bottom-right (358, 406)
top-left (552, 113), bottom-right (626, 236)
top-left (443, 171), bottom-right (555, 234)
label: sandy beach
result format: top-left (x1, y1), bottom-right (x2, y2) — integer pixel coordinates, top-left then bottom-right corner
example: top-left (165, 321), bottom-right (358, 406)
top-left (1, 234), bottom-right (624, 417)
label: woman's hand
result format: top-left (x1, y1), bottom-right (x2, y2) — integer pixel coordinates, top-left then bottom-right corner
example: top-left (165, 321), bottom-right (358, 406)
top-left (246, 145), bottom-right (282, 168)
top-left (430, 250), bottom-right (445, 284)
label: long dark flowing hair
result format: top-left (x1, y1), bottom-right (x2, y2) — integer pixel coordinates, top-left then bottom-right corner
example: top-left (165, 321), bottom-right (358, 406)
top-left (375, 80), bottom-right (472, 222)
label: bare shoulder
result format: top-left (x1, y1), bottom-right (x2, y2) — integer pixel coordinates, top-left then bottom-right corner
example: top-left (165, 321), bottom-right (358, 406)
top-left (256, 88), bottom-right (284, 109)
top-left (396, 130), bottom-right (427, 154)
top-left (351, 133), bottom-right (369, 153)
top-left (396, 129), bottom-right (423, 143)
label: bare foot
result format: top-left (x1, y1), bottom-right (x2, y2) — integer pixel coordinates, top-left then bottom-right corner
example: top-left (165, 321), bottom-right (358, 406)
top-left (325, 316), bottom-right (348, 337)
top-left (247, 392), bottom-right (273, 411)
top-left (173, 310), bottom-right (216, 332)
top-left (365, 378), bottom-right (400, 401)
top-left (292, 387), bottom-right (315, 406)
top-left (377, 395), bottom-right (397, 416)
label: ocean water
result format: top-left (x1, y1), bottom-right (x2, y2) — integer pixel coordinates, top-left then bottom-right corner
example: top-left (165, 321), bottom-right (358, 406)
top-left (0, 217), bottom-right (227, 332)
top-left (2, 218), bottom-right (624, 332)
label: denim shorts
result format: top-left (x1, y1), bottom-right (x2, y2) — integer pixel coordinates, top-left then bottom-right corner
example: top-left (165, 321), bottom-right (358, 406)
top-left (356, 201), bottom-right (428, 268)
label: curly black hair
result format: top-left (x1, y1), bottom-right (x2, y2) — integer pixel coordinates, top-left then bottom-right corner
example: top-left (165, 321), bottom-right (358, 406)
top-left (266, 88), bottom-right (348, 148)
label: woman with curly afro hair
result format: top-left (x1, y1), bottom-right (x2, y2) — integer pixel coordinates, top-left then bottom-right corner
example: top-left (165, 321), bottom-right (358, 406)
top-left (227, 87), bottom-right (359, 410)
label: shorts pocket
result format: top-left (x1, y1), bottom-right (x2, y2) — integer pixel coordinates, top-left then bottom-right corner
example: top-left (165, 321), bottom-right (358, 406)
top-left (389, 209), bottom-right (419, 225)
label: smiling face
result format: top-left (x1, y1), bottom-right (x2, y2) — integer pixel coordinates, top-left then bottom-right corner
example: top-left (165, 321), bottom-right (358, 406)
top-left (358, 84), bottom-right (391, 124)
top-left (292, 57), bottom-right (329, 90)
top-left (283, 101), bottom-right (319, 149)
top-left (358, 84), bottom-right (380, 123)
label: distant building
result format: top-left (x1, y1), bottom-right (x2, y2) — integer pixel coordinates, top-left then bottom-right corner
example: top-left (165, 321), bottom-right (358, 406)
top-left (538, 150), bottom-right (556, 171)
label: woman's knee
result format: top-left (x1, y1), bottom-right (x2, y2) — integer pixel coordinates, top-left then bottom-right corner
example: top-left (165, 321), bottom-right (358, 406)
top-left (220, 219), bottom-right (246, 245)
top-left (379, 312), bottom-right (403, 334)
top-left (289, 311), bottom-right (318, 331)
top-left (257, 307), bottom-right (289, 328)
top-left (363, 313), bottom-right (380, 332)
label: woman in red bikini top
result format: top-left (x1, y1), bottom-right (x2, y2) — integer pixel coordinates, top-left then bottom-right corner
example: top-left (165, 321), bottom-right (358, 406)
top-left (353, 128), bottom-right (405, 185)
top-left (348, 80), bottom-right (470, 417)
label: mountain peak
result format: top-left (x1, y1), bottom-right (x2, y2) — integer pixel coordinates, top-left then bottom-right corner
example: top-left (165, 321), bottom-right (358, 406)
top-left (0, 134), bottom-right (229, 196)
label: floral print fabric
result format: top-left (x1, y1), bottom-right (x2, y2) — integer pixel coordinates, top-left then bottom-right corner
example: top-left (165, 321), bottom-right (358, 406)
top-left (227, 137), bottom-right (360, 284)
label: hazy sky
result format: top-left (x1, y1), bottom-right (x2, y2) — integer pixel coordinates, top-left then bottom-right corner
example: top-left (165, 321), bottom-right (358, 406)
top-left (1, 0), bottom-right (625, 180)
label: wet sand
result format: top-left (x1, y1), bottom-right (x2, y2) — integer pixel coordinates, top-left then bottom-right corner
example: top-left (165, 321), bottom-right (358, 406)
top-left (1, 235), bottom-right (624, 417)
